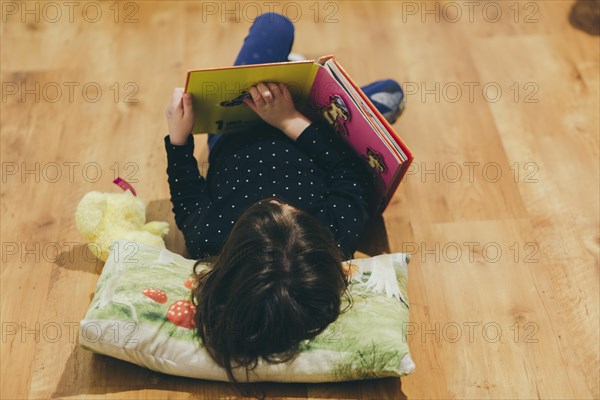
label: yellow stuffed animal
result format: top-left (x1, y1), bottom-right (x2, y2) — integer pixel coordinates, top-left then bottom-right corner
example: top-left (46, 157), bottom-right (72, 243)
top-left (75, 190), bottom-right (170, 262)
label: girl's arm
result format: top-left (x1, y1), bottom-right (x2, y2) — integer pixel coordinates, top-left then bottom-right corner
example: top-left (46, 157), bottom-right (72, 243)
top-left (243, 82), bottom-right (311, 141)
top-left (164, 88), bottom-right (212, 232)
top-left (245, 82), bottom-right (373, 259)
top-left (165, 88), bottom-right (194, 145)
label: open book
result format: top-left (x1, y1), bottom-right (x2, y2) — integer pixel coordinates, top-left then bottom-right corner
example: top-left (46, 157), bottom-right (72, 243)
top-left (184, 55), bottom-right (414, 215)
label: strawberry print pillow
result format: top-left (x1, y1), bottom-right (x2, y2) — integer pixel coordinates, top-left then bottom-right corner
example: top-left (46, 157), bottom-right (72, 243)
top-left (79, 240), bottom-right (415, 382)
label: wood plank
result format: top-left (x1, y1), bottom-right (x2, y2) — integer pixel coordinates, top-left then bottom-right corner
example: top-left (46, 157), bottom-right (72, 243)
top-left (1, 1), bottom-right (597, 398)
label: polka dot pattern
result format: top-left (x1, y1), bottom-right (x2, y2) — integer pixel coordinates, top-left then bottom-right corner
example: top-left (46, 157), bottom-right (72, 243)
top-left (164, 122), bottom-right (372, 260)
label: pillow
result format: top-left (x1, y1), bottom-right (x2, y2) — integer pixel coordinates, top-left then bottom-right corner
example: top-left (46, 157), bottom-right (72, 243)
top-left (79, 240), bottom-right (415, 382)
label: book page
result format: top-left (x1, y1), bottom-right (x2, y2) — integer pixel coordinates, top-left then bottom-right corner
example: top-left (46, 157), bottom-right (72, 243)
top-left (304, 64), bottom-right (403, 202)
top-left (323, 59), bottom-right (407, 160)
top-left (185, 61), bottom-right (319, 134)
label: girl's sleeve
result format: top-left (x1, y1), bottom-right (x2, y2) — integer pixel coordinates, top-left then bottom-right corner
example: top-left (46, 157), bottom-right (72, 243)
top-left (164, 134), bottom-right (212, 233)
top-left (293, 122), bottom-right (374, 259)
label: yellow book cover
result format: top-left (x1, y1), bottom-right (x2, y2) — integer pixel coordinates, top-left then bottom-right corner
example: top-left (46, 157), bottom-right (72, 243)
top-left (185, 60), bottom-right (319, 135)
top-left (184, 55), bottom-right (414, 214)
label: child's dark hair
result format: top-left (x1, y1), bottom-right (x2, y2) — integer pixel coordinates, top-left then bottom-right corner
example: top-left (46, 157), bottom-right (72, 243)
top-left (190, 196), bottom-right (352, 391)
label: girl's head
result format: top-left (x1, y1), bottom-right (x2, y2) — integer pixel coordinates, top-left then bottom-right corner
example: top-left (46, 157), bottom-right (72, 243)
top-left (191, 196), bottom-right (351, 383)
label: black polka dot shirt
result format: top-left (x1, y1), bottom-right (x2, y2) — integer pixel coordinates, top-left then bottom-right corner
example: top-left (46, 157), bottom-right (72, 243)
top-left (164, 121), bottom-right (373, 260)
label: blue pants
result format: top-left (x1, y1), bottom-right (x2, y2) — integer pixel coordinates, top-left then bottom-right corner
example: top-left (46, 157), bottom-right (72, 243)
top-left (208, 12), bottom-right (404, 152)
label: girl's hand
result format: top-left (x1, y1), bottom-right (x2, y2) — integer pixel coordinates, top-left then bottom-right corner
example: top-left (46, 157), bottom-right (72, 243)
top-left (243, 82), bottom-right (311, 141)
top-left (165, 88), bottom-right (195, 145)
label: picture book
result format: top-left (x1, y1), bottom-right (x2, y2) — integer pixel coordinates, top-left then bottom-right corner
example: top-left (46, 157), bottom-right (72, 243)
top-left (184, 55), bottom-right (414, 214)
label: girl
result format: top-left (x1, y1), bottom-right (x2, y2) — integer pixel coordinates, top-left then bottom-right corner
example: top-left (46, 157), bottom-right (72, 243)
top-left (164, 12), bottom-right (405, 384)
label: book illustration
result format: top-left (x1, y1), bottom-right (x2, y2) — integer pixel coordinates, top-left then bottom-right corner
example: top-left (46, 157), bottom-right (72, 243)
top-left (362, 147), bottom-right (387, 190)
top-left (308, 65), bottom-right (398, 192)
top-left (315, 94), bottom-right (350, 137)
top-left (184, 55), bottom-right (413, 214)
top-left (219, 90), bottom-right (252, 107)
top-left (186, 61), bottom-right (319, 134)
top-left (365, 146), bottom-right (387, 173)
top-left (322, 60), bottom-right (406, 159)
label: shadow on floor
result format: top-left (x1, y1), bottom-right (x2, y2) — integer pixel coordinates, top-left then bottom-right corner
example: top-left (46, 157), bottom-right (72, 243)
top-left (356, 213), bottom-right (391, 256)
top-left (55, 244), bottom-right (104, 275)
top-left (147, 198), bottom-right (187, 256)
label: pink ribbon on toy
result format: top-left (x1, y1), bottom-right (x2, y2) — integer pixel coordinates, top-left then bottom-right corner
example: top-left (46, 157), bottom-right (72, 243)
top-left (113, 177), bottom-right (137, 196)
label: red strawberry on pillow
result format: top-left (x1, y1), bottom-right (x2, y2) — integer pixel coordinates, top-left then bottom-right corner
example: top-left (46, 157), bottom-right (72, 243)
top-left (142, 288), bottom-right (167, 304)
top-left (167, 300), bottom-right (196, 329)
top-left (184, 277), bottom-right (194, 290)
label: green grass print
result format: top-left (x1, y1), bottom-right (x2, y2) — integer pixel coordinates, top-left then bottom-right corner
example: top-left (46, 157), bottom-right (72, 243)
top-left (83, 242), bottom-right (411, 376)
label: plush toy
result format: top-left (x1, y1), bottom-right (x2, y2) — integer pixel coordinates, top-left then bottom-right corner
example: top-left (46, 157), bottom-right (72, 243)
top-left (75, 190), bottom-right (170, 262)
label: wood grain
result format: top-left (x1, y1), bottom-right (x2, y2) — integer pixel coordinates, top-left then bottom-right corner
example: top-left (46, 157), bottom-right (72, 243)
top-left (1, 1), bottom-right (598, 399)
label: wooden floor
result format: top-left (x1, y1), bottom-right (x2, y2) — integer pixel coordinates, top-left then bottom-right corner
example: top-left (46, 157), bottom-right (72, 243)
top-left (1, 1), bottom-right (598, 399)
